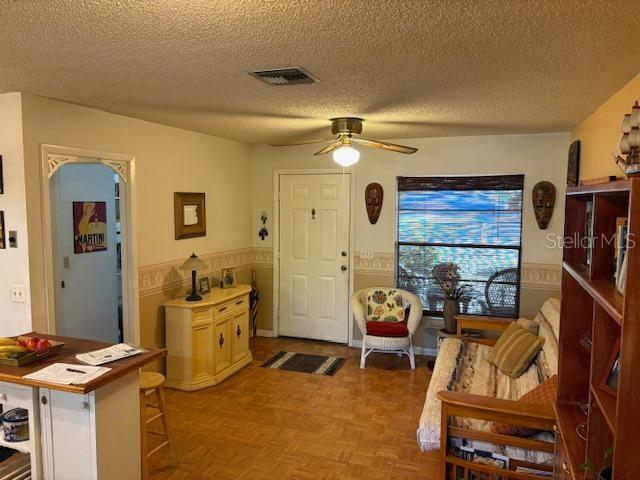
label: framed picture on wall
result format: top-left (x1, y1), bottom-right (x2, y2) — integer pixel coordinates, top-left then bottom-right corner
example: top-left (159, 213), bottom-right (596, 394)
top-left (73, 201), bottom-right (108, 254)
top-left (174, 192), bottom-right (206, 240)
top-left (0, 211), bottom-right (5, 249)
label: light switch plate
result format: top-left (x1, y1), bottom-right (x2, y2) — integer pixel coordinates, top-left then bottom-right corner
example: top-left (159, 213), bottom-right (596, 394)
top-left (11, 284), bottom-right (26, 303)
top-left (360, 251), bottom-right (374, 259)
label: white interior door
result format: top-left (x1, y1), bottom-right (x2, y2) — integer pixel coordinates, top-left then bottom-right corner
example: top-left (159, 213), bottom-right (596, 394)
top-left (51, 163), bottom-right (120, 343)
top-left (278, 173), bottom-right (351, 343)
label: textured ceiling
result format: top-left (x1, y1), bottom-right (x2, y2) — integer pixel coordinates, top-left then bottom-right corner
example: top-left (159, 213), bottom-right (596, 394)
top-left (1, 0), bottom-right (640, 144)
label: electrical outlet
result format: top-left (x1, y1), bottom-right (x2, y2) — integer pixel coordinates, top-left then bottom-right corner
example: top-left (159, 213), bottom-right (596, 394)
top-left (360, 251), bottom-right (374, 260)
top-left (11, 284), bottom-right (26, 303)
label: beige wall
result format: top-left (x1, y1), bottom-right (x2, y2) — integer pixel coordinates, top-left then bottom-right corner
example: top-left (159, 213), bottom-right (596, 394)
top-left (0, 93), bottom-right (33, 336)
top-left (19, 94), bottom-right (253, 348)
top-left (250, 132), bottom-right (569, 347)
top-left (252, 133), bottom-right (570, 263)
top-left (572, 73), bottom-right (640, 180)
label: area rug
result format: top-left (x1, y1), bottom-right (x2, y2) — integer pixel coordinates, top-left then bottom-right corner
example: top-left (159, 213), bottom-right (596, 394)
top-left (261, 351), bottom-right (346, 376)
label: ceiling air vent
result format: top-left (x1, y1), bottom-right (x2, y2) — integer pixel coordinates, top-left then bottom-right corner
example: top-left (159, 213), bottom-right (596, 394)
top-left (250, 67), bottom-right (318, 86)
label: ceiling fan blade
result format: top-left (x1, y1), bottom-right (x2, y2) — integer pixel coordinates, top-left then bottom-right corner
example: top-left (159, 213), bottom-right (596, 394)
top-left (351, 137), bottom-right (418, 154)
top-left (270, 137), bottom-right (336, 147)
top-left (314, 141), bottom-right (343, 155)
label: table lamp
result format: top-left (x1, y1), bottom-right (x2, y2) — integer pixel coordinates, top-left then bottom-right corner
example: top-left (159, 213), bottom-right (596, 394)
top-left (180, 252), bottom-right (208, 301)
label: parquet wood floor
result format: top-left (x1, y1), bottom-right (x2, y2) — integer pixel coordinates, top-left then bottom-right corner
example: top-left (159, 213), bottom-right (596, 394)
top-left (149, 337), bottom-right (440, 480)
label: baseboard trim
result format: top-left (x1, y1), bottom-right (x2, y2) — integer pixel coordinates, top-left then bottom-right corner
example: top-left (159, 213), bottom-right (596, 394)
top-left (349, 339), bottom-right (437, 357)
top-left (256, 329), bottom-right (277, 338)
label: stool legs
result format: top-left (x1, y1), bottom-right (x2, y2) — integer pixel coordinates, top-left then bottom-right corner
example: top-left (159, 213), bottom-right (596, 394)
top-left (156, 385), bottom-right (176, 465)
top-left (140, 389), bottom-right (149, 480)
top-left (140, 382), bottom-right (175, 479)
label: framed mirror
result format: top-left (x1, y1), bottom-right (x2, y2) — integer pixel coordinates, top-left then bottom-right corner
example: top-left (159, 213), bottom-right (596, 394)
top-left (174, 192), bottom-right (206, 239)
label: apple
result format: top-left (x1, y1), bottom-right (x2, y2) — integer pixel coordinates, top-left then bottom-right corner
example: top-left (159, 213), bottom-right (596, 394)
top-left (36, 339), bottom-right (51, 351)
top-left (16, 336), bottom-right (30, 347)
top-left (26, 337), bottom-right (39, 352)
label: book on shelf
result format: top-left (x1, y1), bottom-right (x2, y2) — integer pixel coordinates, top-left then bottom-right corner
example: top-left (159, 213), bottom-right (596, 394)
top-left (453, 446), bottom-right (509, 479)
top-left (585, 200), bottom-right (594, 266)
top-left (614, 217), bottom-right (628, 293)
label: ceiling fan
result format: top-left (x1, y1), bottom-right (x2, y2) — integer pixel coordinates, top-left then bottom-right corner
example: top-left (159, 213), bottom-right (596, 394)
top-left (271, 117), bottom-right (418, 167)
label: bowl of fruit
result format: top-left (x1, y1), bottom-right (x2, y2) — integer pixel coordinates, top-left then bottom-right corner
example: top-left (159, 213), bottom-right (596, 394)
top-left (0, 335), bottom-right (64, 366)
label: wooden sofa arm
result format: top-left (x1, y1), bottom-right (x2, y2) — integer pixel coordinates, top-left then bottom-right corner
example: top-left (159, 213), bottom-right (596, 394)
top-left (437, 390), bottom-right (556, 479)
top-left (437, 391), bottom-right (555, 430)
top-left (455, 314), bottom-right (515, 344)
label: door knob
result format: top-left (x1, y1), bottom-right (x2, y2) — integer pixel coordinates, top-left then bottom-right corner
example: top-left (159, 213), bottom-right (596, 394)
top-left (340, 265), bottom-right (347, 272)
top-left (341, 251), bottom-right (347, 257)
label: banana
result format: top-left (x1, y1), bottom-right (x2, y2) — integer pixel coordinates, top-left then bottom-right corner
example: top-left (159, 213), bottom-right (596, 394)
top-left (0, 338), bottom-right (16, 346)
top-left (0, 352), bottom-right (9, 359)
top-left (0, 345), bottom-right (27, 353)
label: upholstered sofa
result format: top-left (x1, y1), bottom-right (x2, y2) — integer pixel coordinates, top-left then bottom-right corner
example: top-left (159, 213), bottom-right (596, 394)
top-left (417, 298), bottom-right (560, 467)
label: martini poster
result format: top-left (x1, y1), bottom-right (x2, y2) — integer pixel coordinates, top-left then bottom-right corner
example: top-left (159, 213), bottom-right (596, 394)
top-left (73, 201), bottom-right (107, 254)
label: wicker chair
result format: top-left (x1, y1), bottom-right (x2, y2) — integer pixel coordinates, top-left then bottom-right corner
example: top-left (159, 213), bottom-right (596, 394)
top-left (483, 267), bottom-right (519, 316)
top-left (350, 288), bottom-right (423, 370)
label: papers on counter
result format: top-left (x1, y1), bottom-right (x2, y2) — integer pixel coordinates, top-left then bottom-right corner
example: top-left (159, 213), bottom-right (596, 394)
top-left (75, 343), bottom-right (146, 366)
top-left (23, 363), bottom-right (110, 385)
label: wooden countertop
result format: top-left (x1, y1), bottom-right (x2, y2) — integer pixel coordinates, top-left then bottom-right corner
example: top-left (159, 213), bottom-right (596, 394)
top-left (0, 333), bottom-right (166, 394)
top-left (163, 284), bottom-right (251, 308)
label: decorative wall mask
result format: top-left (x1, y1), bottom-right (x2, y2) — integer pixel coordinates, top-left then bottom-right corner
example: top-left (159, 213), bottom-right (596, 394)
top-left (532, 181), bottom-right (556, 230)
top-left (365, 183), bottom-right (383, 224)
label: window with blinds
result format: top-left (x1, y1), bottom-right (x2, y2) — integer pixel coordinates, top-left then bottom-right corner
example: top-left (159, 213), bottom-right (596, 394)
top-left (396, 175), bottom-right (524, 318)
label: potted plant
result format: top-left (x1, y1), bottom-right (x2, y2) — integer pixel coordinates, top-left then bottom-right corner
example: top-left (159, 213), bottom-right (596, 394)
top-left (432, 263), bottom-right (473, 333)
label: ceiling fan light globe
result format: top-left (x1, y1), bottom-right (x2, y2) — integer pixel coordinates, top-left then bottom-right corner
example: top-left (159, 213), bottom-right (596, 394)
top-left (333, 145), bottom-right (360, 167)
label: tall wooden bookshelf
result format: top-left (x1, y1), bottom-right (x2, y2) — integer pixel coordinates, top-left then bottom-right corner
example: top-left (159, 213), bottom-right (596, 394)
top-left (556, 178), bottom-right (640, 480)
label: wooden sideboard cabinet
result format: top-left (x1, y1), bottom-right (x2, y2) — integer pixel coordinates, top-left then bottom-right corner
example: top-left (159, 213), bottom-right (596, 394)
top-left (163, 284), bottom-right (253, 391)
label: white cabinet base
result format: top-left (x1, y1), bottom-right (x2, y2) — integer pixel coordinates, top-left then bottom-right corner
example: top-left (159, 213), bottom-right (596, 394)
top-left (40, 371), bottom-right (141, 480)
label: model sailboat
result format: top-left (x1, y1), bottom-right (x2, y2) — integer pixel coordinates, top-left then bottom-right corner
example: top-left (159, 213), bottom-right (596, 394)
top-left (616, 102), bottom-right (640, 175)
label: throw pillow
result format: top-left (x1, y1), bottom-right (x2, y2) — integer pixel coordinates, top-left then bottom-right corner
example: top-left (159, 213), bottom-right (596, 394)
top-left (366, 321), bottom-right (409, 337)
top-left (366, 289), bottom-right (406, 323)
top-left (516, 317), bottom-right (540, 335)
top-left (487, 323), bottom-right (545, 379)
top-left (492, 375), bottom-right (558, 436)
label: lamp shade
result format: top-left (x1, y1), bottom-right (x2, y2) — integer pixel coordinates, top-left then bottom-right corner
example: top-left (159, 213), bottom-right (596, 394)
top-left (179, 253), bottom-right (208, 272)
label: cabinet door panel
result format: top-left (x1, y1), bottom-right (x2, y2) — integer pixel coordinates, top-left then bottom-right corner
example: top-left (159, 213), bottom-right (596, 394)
top-left (214, 320), bottom-right (232, 373)
top-left (41, 389), bottom-right (94, 480)
top-left (231, 309), bottom-right (249, 363)
top-left (192, 323), bottom-right (213, 379)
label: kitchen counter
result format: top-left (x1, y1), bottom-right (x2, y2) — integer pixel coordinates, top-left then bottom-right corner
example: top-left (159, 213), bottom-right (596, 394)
top-left (0, 332), bottom-right (165, 394)
top-left (0, 334), bottom-right (166, 479)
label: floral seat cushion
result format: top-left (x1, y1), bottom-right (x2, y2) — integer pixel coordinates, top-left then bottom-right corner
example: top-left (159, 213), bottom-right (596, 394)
top-left (366, 289), bottom-right (406, 323)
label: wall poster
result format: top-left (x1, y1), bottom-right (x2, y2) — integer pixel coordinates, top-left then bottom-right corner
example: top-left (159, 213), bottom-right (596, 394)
top-left (73, 201), bottom-right (107, 254)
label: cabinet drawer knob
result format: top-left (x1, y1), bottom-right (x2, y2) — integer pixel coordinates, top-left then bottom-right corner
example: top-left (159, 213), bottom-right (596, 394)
top-left (237, 325), bottom-right (242, 338)
top-left (41, 396), bottom-right (48, 405)
top-left (562, 462), bottom-right (570, 474)
top-left (236, 300), bottom-right (243, 305)
top-left (219, 333), bottom-right (225, 347)
top-left (218, 306), bottom-right (227, 313)
top-left (0, 393), bottom-right (6, 402)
